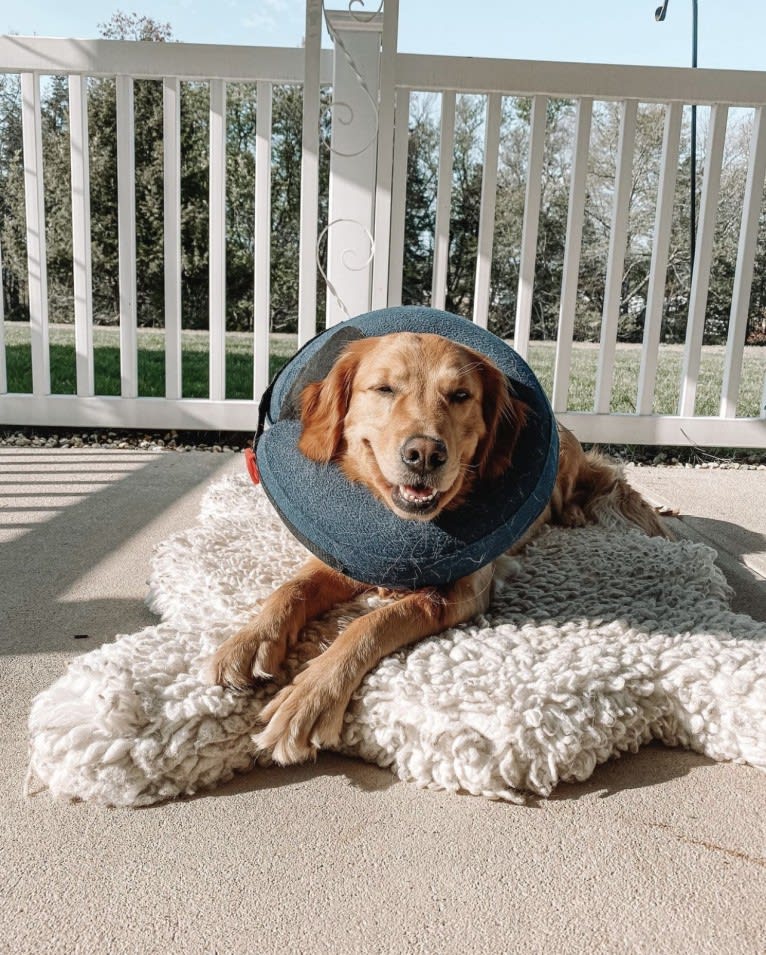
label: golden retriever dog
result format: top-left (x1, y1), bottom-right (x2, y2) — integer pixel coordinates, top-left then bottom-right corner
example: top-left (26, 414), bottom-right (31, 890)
top-left (210, 332), bottom-right (667, 764)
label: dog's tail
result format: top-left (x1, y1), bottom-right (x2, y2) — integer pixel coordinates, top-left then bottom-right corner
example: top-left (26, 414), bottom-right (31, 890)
top-left (551, 429), bottom-right (671, 539)
top-left (579, 450), bottom-right (670, 538)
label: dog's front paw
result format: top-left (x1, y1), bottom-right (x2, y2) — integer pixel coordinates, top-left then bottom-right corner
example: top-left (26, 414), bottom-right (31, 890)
top-left (254, 657), bottom-right (348, 764)
top-left (206, 623), bottom-right (286, 691)
top-left (557, 503), bottom-right (588, 528)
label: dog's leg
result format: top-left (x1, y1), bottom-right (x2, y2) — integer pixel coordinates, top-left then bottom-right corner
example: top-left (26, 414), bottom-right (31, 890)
top-left (255, 563), bottom-right (495, 764)
top-left (208, 558), bottom-right (365, 690)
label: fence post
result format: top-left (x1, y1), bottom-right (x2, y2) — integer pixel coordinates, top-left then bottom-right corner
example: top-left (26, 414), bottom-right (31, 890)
top-left (324, 9), bottom-right (383, 326)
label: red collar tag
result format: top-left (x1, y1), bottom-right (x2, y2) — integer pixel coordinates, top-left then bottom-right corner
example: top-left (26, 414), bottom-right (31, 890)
top-left (244, 447), bottom-right (260, 484)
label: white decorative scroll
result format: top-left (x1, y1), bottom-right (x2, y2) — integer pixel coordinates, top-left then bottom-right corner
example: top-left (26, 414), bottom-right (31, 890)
top-left (348, 0), bottom-right (384, 21)
top-left (317, 218), bottom-right (376, 318)
top-left (320, 1), bottom-right (380, 159)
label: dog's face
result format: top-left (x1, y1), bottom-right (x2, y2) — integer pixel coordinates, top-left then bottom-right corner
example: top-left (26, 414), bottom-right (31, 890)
top-left (298, 332), bottom-right (527, 521)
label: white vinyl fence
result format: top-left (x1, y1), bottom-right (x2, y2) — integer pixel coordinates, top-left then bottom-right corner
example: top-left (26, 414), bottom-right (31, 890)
top-left (1, 0), bottom-right (765, 446)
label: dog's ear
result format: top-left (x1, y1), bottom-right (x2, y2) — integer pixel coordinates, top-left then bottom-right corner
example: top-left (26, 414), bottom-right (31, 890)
top-left (474, 358), bottom-right (528, 480)
top-left (298, 343), bottom-right (362, 463)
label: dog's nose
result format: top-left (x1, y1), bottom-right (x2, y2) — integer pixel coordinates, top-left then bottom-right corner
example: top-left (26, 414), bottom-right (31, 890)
top-left (400, 435), bottom-right (448, 474)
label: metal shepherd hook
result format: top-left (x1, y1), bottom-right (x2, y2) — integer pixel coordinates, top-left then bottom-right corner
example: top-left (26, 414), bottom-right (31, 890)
top-left (655, 0), bottom-right (699, 280)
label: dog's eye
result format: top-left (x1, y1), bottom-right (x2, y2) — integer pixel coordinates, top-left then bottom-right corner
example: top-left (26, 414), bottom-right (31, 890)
top-left (449, 390), bottom-right (471, 403)
top-left (373, 384), bottom-right (395, 396)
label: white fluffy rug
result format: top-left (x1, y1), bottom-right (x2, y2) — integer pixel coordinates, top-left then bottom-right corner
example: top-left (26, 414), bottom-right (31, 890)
top-left (27, 474), bottom-right (766, 807)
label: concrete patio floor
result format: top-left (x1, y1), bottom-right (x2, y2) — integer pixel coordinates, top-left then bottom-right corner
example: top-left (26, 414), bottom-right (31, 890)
top-left (2, 446), bottom-right (764, 954)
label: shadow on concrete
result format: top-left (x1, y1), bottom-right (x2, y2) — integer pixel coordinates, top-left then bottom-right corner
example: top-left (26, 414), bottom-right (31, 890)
top-left (166, 742), bottom-right (715, 808)
top-left (672, 515), bottom-right (766, 620)
top-left (0, 450), bottom-right (232, 656)
top-left (681, 516), bottom-right (766, 564)
top-left (175, 752), bottom-right (398, 807)
top-left (549, 742), bottom-right (717, 802)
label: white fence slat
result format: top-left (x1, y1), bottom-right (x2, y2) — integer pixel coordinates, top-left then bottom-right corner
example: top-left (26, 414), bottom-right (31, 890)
top-left (68, 74), bottom-right (94, 398)
top-left (297, 0), bottom-right (322, 346)
top-left (679, 103), bottom-right (728, 418)
top-left (254, 81), bottom-right (272, 401)
top-left (432, 90), bottom-right (456, 311)
top-left (472, 92), bottom-right (502, 328)
top-left (637, 101), bottom-right (683, 416)
top-left (720, 107), bottom-right (766, 418)
top-left (387, 88), bottom-right (410, 306)
top-left (514, 94), bottom-right (548, 358)
top-left (116, 75), bottom-right (137, 398)
top-left (594, 99), bottom-right (638, 414)
top-left (209, 78), bottom-right (227, 402)
top-left (371, 0), bottom-right (399, 310)
top-left (0, 236), bottom-right (5, 394)
top-left (553, 97), bottom-right (592, 413)
top-left (20, 72), bottom-right (50, 396)
top-left (163, 77), bottom-right (182, 400)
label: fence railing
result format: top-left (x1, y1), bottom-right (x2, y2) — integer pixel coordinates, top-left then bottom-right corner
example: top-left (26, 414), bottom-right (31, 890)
top-left (0, 32), bottom-right (333, 430)
top-left (382, 47), bottom-right (766, 447)
top-left (1, 1), bottom-right (765, 446)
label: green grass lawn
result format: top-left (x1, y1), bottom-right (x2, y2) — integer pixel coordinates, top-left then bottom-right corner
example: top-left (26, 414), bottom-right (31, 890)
top-left (4, 323), bottom-right (765, 418)
top-left (526, 341), bottom-right (766, 418)
top-left (4, 326), bottom-right (296, 401)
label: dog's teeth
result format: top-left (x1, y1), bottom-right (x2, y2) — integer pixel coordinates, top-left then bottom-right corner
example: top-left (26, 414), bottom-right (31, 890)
top-left (398, 485), bottom-right (437, 504)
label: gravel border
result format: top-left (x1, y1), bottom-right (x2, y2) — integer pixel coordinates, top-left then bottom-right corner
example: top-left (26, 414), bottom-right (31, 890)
top-left (0, 427), bottom-right (248, 454)
top-left (2, 426), bottom-right (765, 469)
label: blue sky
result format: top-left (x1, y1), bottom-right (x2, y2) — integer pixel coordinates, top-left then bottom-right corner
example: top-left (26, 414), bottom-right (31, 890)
top-left (4, 1), bottom-right (766, 71)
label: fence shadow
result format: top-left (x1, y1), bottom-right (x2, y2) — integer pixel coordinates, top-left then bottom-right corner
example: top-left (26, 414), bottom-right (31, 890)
top-left (676, 515), bottom-right (766, 621)
top-left (1, 449), bottom-right (233, 658)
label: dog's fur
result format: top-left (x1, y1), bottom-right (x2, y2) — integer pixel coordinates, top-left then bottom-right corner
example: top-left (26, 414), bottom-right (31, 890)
top-left (210, 332), bottom-right (667, 764)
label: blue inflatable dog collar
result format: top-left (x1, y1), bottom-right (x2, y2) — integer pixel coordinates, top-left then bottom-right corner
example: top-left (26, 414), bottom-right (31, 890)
top-left (251, 306), bottom-right (558, 589)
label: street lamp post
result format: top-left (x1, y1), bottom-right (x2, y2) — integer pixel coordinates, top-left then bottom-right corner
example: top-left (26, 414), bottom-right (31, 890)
top-left (655, 0), bottom-right (699, 276)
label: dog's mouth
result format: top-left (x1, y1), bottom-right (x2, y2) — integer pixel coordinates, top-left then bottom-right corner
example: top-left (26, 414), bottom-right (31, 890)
top-left (390, 483), bottom-right (442, 516)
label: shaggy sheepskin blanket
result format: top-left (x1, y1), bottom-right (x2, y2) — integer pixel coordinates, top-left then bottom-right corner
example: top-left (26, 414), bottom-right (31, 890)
top-left (27, 474), bottom-right (766, 807)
